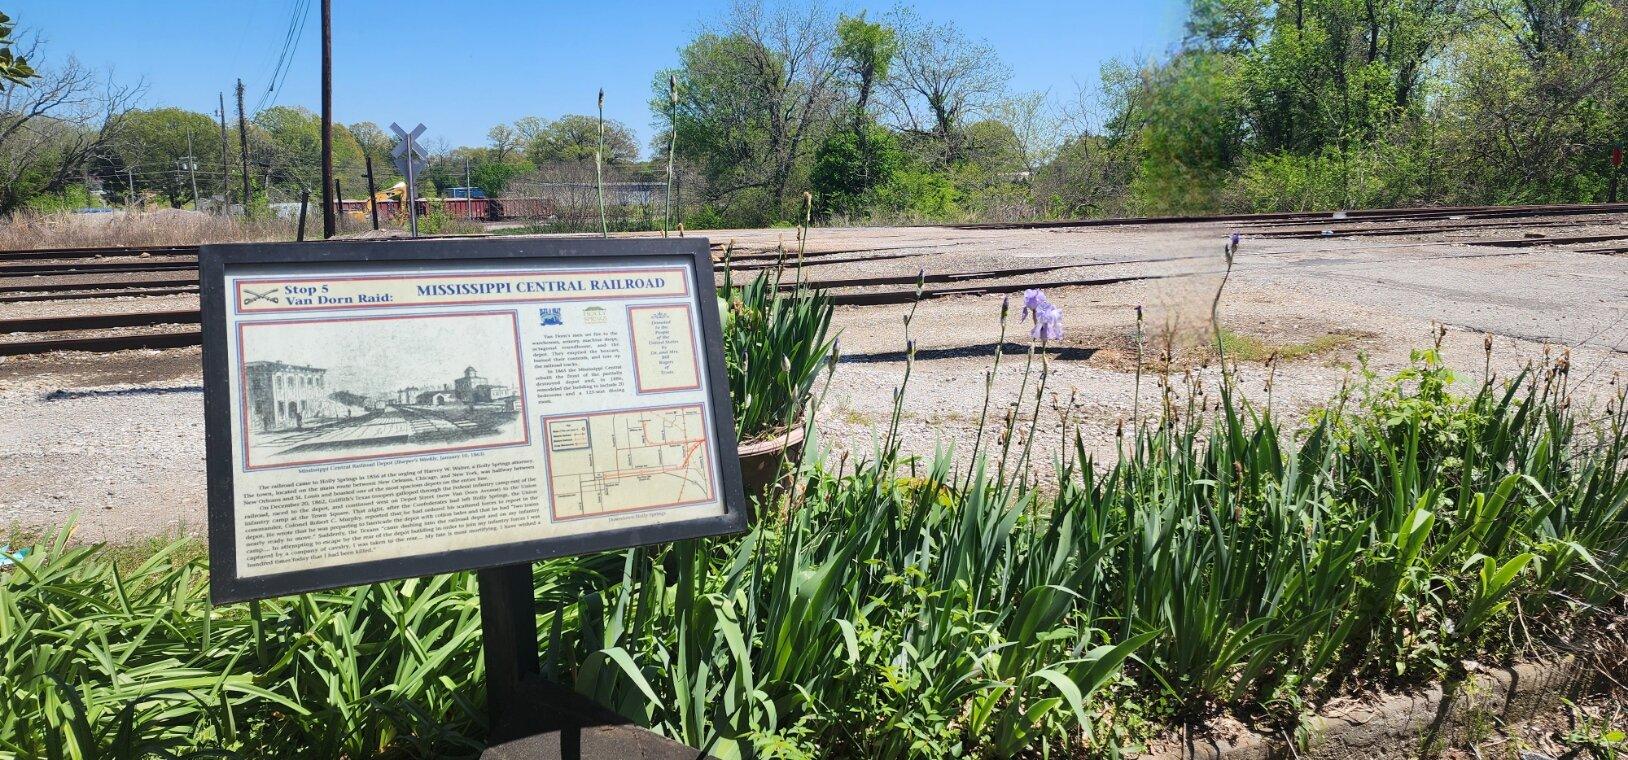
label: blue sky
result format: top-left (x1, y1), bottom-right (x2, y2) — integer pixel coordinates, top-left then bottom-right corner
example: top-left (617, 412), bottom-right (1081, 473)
top-left (9, 1), bottom-right (1186, 156)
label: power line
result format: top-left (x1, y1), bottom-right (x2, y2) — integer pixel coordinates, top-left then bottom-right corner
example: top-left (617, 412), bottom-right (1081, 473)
top-left (254, 0), bottom-right (312, 114)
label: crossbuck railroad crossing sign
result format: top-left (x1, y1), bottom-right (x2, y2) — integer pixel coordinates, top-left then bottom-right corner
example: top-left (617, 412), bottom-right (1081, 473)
top-left (389, 122), bottom-right (428, 176)
top-left (390, 122), bottom-right (428, 237)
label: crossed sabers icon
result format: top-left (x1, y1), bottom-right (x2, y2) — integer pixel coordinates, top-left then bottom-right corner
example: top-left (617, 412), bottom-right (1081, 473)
top-left (242, 288), bottom-right (280, 306)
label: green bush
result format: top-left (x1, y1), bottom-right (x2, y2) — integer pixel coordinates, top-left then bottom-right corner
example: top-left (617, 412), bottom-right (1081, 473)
top-left (872, 167), bottom-right (959, 221)
top-left (810, 123), bottom-right (901, 218)
top-left (23, 185), bottom-right (101, 214)
top-left (682, 204), bottom-right (727, 231)
top-left (3, 344), bottom-right (1623, 758)
top-left (719, 257), bottom-right (836, 441)
top-left (1240, 138), bottom-right (1433, 212)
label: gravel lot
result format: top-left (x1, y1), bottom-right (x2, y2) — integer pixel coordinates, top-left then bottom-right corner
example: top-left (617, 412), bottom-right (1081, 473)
top-left (3, 217), bottom-right (1625, 543)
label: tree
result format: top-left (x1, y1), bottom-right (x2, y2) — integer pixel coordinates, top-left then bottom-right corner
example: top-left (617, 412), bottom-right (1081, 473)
top-left (1435, 0), bottom-right (1628, 201)
top-left (832, 13), bottom-right (897, 194)
top-left (1034, 62), bottom-right (1146, 218)
top-left (0, 38), bottom-right (141, 212)
top-left (883, 7), bottom-right (1010, 166)
top-left (522, 114), bottom-right (637, 164)
top-left (487, 124), bottom-right (518, 163)
top-left (834, 13), bottom-right (897, 122)
top-left (116, 108), bottom-right (218, 207)
top-left (989, 92), bottom-right (1062, 175)
top-left (470, 158), bottom-right (533, 195)
top-left (1129, 52), bottom-right (1248, 213)
top-left (810, 121), bottom-right (900, 216)
top-left (252, 106), bottom-right (366, 201)
top-left (656, 0), bottom-right (841, 224)
top-left (961, 119), bottom-right (1024, 174)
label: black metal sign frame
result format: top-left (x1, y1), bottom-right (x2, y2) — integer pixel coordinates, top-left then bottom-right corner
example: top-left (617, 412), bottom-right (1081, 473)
top-left (200, 236), bottom-right (748, 605)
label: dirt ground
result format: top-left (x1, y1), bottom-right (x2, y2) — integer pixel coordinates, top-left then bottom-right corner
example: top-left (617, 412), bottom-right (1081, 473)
top-left (2, 217), bottom-right (1625, 543)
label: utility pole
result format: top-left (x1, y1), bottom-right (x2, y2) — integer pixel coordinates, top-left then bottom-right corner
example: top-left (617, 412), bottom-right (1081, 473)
top-left (364, 154), bottom-right (380, 230)
top-left (126, 166), bottom-right (136, 209)
top-left (236, 79), bottom-right (251, 214)
top-left (1611, 148), bottom-right (1623, 204)
top-left (320, 0), bottom-right (335, 238)
top-left (186, 128), bottom-right (200, 209)
top-left (218, 93), bottom-right (230, 214)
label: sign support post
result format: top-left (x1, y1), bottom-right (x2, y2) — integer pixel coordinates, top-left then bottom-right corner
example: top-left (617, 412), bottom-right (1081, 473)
top-left (478, 562), bottom-right (540, 739)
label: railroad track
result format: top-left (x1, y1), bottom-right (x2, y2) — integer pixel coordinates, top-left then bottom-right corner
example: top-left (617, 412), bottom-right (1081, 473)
top-left (2, 200), bottom-right (1620, 278)
top-left (0, 286), bottom-right (201, 304)
top-left (0, 260), bottom-right (199, 277)
top-left (5, 200), bottom-right (1625, 357)
top-left (0, 244), bottom-right (199, 261)
top-left (948, 201), bottom-right (1628, 230)
top-left (0, 329), bottom-right (202, 356)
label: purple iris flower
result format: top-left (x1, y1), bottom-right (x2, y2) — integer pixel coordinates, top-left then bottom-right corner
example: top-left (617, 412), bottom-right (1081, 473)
top-left (1031, 303), bottom-right (1063, 342)
top-left (1020, 288), bottom-right (1051, 322)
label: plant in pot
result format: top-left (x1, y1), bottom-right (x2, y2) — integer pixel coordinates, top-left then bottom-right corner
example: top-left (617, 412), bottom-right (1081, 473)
top-left (719, 250), bottom-right (836, 500)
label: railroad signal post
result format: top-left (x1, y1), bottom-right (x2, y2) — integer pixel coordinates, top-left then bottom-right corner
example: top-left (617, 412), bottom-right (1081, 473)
top-left (390, 122), bottom-right (427, 237)
top-left (198, 237), bottom-right (747, 757)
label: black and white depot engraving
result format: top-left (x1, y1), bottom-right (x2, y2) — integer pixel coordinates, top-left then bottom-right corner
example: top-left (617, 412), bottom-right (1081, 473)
top-left (238, 312), bottom-right (528, 468)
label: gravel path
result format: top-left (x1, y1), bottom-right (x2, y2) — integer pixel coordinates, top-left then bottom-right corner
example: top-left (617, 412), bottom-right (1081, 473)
top-left (3, 218), bottom-right (1625, 544)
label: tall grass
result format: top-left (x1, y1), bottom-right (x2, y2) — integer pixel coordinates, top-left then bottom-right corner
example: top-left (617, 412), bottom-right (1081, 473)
top-left (0, 206), bottom-right (483, 250)
top-left (0, 209), bottom-right (306, 249)
top-left (3, 332), bottom-right (1624, 757)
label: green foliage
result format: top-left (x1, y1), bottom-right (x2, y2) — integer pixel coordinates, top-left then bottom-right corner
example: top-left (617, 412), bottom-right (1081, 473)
top-left (23, 184), bottom-right (99, 214)
top-left (250, 106), bottom-right (369, 200)
top-left (1239, 140), bottom-right (1432, 212)
top-left (1129, 52), bottom-right (1249, 214)
top-left (834, 14), bottom-right (897, 103)
top-left (683, 205), bottom-right (728, 231)
top-left (406, 199), bottom-right (482, 236)
top-left (469, 158), bottom-right (534, 196)
top-left (871, 167), bottom-right (959, 221)
top-left (810, 122), bottom-right (901, 217)
top-left (0, 11), bottom-right (37, 87)
top-left (0, 528), bottom-right (495, 757)
top-left (961, 120), bottom-right (1024, 174)
top-left (657, 33), bottom-right (792, 226)
top-left (521, 114), bottom-right (637, 165)
top-left (115, 108), bottom-right (222, 208)
top-left (2, 345), bottom-right (1624, 757)
top-left (720, 262), bottom-right (836, 440)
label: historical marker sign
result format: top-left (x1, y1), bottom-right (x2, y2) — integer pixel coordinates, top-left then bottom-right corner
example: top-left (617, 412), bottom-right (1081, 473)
top-left (201, 237), bottom-right (747, 603)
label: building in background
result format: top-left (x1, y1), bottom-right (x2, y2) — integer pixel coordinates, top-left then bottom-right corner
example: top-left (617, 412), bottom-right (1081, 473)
top-left (244, 361), bottom-right (331, 431)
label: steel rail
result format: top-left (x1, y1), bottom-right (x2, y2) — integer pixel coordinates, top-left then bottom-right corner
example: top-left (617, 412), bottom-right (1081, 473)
top-left (0, 329), bottom-right (203, 357)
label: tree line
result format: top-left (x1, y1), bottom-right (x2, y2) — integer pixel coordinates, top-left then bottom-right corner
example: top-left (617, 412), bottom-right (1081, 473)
top-left (647, 0), bottom-right (1627, 225)
top-left (1, 1), bottom-right (1623, 224)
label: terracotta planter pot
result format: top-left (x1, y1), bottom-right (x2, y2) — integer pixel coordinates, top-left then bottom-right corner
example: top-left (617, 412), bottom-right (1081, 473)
top-left (736, 424), bottom-right (806, 501)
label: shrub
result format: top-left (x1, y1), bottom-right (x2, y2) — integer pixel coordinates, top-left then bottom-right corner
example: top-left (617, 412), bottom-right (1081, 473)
top-left (719, 252), bottom-right (836, 441)
top-left (3, 342), bottom-right (1623, 758)
top-left (22, 184), bottom-right (101, 214)
top-left (871, 167), bottom-right (959, 221)
top-left (810, 123), bottom-right (901, 218)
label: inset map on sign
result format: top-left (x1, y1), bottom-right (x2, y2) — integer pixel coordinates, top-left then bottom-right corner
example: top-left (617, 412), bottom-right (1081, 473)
top-left (542, 404), bottom-right (714, 520)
